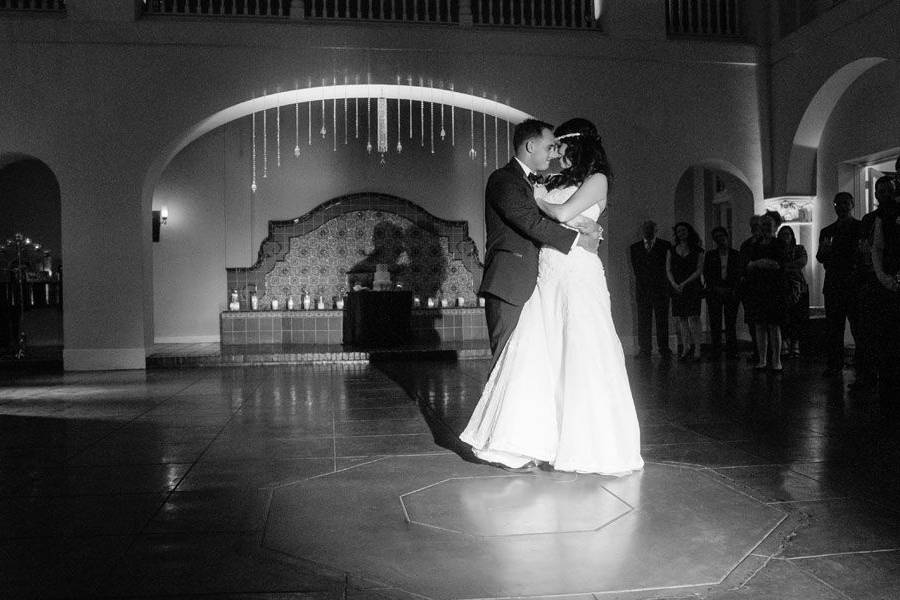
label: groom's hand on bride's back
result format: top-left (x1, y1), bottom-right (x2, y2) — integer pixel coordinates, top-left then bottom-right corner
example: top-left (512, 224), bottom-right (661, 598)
top-left (576, 232), bottom-right (601, 254)
top-left (568, 216), bottom-right (601, 236)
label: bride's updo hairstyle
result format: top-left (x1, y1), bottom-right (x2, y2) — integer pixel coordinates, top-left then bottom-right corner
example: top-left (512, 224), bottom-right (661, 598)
top-left (548, 118), bottom-right (611, 190)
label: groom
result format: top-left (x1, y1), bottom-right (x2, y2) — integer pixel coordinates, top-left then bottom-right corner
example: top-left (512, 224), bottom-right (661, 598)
top-left (479, 119), bottom-right (602, 368)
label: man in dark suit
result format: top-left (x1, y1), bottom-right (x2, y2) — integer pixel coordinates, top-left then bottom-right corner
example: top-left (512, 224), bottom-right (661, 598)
top-left (704, 226), bottom-right (742, 358)
top-left (479, 119), bottom-right (601, 368)
top-left (816, 191), bottom-right (862, 377)
top-left (629, 220), bottom-right (672, 358)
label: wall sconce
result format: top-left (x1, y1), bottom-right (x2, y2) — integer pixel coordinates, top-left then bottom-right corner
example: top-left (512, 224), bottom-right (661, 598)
top-left (152, 206), bottom-right (169, 243)
top-left (152, 210), bottom-right (161, 242)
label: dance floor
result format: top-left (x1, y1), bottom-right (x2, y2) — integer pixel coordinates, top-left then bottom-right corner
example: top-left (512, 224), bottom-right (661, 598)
top-left (1, 354), bottom-right (898, 599)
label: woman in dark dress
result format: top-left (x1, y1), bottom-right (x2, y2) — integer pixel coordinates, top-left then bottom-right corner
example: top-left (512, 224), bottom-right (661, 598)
top-left (778, 225), bottom-right (809, 358)
top-left (745, 214), bottom-right (788, 370)
top-left (666, 222), bottom-right (704, 361)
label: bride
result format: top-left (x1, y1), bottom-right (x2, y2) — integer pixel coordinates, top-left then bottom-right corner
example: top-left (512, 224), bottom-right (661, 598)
top-left (460, 118), bottom-right (644, 475)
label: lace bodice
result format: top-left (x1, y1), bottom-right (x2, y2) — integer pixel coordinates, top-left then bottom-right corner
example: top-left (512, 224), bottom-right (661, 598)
top-left (538, 185), bottom-right (601, 222)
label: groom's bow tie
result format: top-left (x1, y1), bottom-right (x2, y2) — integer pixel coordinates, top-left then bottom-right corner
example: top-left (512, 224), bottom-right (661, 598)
top-left (527, 172), bottom-right (547, 185)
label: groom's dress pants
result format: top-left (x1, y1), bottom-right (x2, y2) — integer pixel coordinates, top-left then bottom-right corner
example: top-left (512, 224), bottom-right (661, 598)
top-left (483, 294), bottom-right (525, 372)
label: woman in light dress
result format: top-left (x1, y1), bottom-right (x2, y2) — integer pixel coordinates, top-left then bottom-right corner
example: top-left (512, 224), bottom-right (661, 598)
top-left (460, 118), bottom-right (643, 476)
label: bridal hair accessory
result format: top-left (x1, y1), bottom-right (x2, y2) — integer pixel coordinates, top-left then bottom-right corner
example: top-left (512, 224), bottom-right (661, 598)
top-left (555, 132), bottom-right (582, 141)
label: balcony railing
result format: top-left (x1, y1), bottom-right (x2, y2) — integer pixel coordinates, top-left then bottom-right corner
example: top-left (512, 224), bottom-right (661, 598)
top-left (140, 0), bottom-right (602, 29)
top-left (666, 0), bottom-right (743, 39)
top-left (0, 0), bottom-right (65, 12)
top-left (142, 0), bottom-right (291, 18)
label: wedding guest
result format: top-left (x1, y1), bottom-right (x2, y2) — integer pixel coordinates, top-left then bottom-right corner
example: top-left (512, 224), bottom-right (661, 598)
top-left (870, 179), bottom-right (900, 418)
top-left (744, 214), bottom-right (788, 371)
top-left (816, 192), bottom-right (862, 377)
top-left (667, 222), bottom-right (704, 361)
top-left (777, 225), bottom-right (809, 358)
top-left (851, 176), bottom-right (894, 390)
top-left (630, 220), bottom-right (672, 358)
top-left (703, 226), bottom-right (741, 359)
top-left (738, 215), bottom-right (763, 362)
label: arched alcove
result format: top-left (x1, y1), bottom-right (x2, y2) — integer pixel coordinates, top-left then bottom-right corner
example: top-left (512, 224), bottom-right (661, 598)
top-left (0, 155), bottom-right (63, 353)
top-left (148, 83), bottom-right (532, 343)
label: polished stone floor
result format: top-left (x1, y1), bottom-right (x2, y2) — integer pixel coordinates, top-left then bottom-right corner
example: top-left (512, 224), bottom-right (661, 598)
top-left (1, 354), bottom-right (899, 599)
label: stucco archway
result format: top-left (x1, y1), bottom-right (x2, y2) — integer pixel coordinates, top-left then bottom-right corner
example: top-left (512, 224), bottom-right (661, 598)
top-left (785, 57), bottom-right (889, 195)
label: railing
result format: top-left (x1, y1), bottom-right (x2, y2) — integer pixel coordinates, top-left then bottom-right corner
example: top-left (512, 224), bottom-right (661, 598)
top-left (140, 0), bottom-right (602, 29)
top-left (0, 0), bottom-right (65, 11)
top-left (472, 1), bottom-right (599, 29)
top-left (666, 0), bottom-right (743, 39)
top-left (305, 0), bottom-right (460, 24)
top-left (141, 0), bottom-right (291, 18)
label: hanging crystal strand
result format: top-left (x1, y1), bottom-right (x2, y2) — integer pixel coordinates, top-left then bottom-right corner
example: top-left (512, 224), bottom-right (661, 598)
top-left (419, 77), bottom-right (425, 147)
top-left (366, 73), bottom-right (373, 154)
top-left (355, 74), bottom-right (360, 139)
top-left (320, 78), bottom-right (327, 138)
top-left (308, 77), bottom-right (312, 146)
top-left (468, 91), bottom-right (476, 160)
top-left (262, 108), bottom-right (268, 178)
top-left (396, 74), bottom-right (402, 153)
top-left (481, 92), bottom-right (487, 168)
top-left (439, 80), bottom-right (446, 142)
top-left (343, 73), bottom-right (348, 145)
top-left (251, 112), bottom-right (257, 193)
top-left (506, 117), bottom-right (511, 161)
top-left (377, 96), bottom-right (388, 166)
top-left (332, 75), bottom-right (337, 151)
top-left (276, 104), bottom-right (281, 167)
top-left (429, 79), bottom-right (435, 154)
top-left (450, 82), bottom-right (455, 146)
top-left (294, 98), bottom-right (300, 157)
top-left (493, 99), bottom-right (498, 169)
top-left (407, 75), bottom-right (413, 139)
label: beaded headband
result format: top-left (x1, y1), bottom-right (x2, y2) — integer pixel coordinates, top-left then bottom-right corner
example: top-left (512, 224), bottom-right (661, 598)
top-left (555, 132), bottom-right (582, 141)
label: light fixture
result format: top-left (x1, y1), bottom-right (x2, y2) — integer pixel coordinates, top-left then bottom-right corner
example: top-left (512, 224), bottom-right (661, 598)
top-left (160, 205), bottom-right (169, 225)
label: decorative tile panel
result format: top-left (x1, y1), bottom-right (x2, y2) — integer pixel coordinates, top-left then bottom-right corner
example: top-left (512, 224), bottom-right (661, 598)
top-left (226, 193), bottom-right (483, 309)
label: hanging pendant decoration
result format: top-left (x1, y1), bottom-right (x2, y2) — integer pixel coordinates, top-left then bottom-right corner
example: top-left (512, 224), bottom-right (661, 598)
top-left (344, 74), bottom-right (348, 145)
top-left (439, 80), bottom-right (446, 141)
top-left (320, 78), bottom-right (327, 138)
top-left (450, 82), bottom-right (456, 146)
top-left (468, 91), bottom-right (476, 161)
top-left (294, 99), bottom-right (300, 157)
top-left (429, 79), bottom-right (435, 154)
top-left (276, 104), bottom-right (281, 167)
top-left (377, 96), bottom-right (388, 165)
top-left (332, 75), bottom-right (337, 151)
top-left (494, 106), bottom-right (499, 170)
top-left (407, 75), bottom-right (413, 139)
top-left (366, 74), bottom-right (372, 154)
top-left (308, 77), bottom-right (313, 146)
top-left (396, 75), bottom-right (403, 153)
top-left (481, 92), bottom-right (487, 168)
top-left (251, 111), bottom-right (257, 193)
top-left (262, 108), bottom-right (268, 178)
top-left (419, 77), bottom-right (425, 147)
top-left (355, 74), bottom-right (360, 139)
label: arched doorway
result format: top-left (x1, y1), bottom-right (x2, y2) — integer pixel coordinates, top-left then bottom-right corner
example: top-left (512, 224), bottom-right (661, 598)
top-left (673, 162), bottom-right (754, 248)
top-left (0, 155), bottom-right (63, 360)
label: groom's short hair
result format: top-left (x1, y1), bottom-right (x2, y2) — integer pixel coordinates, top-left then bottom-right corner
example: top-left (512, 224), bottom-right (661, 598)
top-left (513, 119), bottom-right (553, 152)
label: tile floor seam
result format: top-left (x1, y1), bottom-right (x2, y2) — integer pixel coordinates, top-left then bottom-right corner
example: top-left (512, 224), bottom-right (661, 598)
top-left (785, 557), bottom-right (856, 600)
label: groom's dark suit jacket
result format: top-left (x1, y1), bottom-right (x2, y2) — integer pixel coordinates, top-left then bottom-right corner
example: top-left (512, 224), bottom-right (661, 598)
top-left (479, 159), bottom-right (579, 365)
top-left (479, 159), bottom-right (578, 305)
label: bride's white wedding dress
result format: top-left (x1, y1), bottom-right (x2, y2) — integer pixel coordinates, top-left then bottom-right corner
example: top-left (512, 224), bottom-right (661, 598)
top-left (460, 185), bottom-right (644, 475)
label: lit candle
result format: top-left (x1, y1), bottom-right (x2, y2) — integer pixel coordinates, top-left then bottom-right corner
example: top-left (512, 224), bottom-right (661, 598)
top-left (426, 297), bottom-right (435, 309)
